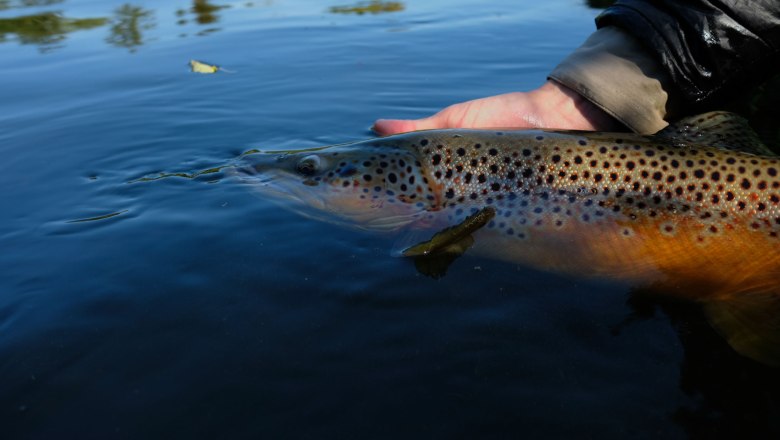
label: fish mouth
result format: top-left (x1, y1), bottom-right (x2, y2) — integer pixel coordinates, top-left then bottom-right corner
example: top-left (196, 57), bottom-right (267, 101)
top-left (241, 171), bottom-right (420, 230)
top-left (232, 164), bottom-right (329, 213)
top-left (232, 154), bottom-right (424, 232)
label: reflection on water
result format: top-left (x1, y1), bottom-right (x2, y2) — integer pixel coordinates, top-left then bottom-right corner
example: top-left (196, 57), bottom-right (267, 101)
top-left (329, 0), bottom-right (404, 15)
top-left (585, 0), bottom-right (616, 8)
top-left (105, 4), bottom-right (154, 52)
top-left (190, 0), bottom-right (229, 25)
top-left (0, 12), bottom-right (106, 51)
top-left (176, 0), bottom-right (230, 37)
top-left (0, 0), bottom-right (620, 52)
top-left (0, 0), bottom-right (240, 51)
top-left (0, 0), bottom-right (64, 10)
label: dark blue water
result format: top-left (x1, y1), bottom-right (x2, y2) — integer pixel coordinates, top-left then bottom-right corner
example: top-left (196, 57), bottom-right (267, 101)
top-left (2, 1), bottom-right (778, 438)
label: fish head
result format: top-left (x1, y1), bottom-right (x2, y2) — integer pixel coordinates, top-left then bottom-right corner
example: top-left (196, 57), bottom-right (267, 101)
top-left (234, 139), bottom-right (437, 231)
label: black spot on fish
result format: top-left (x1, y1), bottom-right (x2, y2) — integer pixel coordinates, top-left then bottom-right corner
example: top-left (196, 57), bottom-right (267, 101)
top-left (420, 139), bottom-right (429, 146)
top-left (340, 166), bottom-right (357, 177)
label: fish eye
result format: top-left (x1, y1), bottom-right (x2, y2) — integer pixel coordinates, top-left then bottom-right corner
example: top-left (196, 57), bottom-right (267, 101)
top-left (296, 155), bottom-right (321, 176)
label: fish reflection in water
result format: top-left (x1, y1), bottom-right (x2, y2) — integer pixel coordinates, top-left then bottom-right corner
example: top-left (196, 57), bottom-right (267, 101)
top-left (233, 112), bottom-right (780, 367)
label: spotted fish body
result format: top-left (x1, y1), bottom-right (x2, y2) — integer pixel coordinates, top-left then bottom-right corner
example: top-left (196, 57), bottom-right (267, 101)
top-left (409, 129), bottom-right (780, 287)
top-left (238, 112), bottom-right (780, 364)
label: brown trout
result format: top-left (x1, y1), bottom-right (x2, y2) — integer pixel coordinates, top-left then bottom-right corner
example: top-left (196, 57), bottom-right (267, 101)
top-left (236, 112), bottom-right (780, 366)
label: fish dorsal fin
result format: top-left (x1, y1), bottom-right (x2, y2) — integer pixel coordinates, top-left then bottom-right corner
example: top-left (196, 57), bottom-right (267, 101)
top-left (656, 111), bottom-right (775, 156)
top-left (703, 290), bottom-right (780, 367)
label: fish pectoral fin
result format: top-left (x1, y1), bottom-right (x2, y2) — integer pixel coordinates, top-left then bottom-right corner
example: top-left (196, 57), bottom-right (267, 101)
top-left (703, 292), bottom-right (780, 367)
top-left (402, 207), bottom-right (495, 257)
top-left (401, 207), bottom-right (494, 279)
top-left (656, 111), bottom-right (775, 156)
top-left (410, 236), bottom-right (475, 279)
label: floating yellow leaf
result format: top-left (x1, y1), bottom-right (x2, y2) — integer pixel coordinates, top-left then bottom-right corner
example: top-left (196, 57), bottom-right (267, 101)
top-left (189, 59), bottom-right (220, 73)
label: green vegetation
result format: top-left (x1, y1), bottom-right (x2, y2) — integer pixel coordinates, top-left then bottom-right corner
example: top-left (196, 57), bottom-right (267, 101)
top-left (329, 1), bottom-right (404, 15)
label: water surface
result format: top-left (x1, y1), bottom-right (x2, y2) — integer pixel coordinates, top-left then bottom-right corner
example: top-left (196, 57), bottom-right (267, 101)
top-left (1, 1), bottom-right (779, 438)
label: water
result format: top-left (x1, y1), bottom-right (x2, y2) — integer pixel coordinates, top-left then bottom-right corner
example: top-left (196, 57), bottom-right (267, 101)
top-left (1, 1), bottom-right (778, 438)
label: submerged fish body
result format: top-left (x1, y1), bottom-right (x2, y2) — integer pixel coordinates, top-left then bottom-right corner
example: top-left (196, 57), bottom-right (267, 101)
top-left (237, 112), bottom-right (780, 365)
top-left (239, 114), bottom-right (780, 284)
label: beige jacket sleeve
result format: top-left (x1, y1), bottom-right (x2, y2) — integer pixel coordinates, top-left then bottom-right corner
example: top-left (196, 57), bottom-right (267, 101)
top-left (549, 26), bottom-right (679, 134)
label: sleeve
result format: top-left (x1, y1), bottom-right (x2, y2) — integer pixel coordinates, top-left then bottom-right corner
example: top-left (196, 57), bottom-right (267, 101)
top-left (549, 26), bottom-right (677, 134)
top-left (596, 0), bottom-right (780, 104)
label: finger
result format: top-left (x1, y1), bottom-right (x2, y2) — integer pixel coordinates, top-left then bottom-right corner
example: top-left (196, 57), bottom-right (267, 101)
top-left (372, 116), bottom-right (444, 136)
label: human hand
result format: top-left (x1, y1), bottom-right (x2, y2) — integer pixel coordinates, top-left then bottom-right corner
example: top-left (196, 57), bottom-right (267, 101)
top-left (372, 80), bottom-right (621, 136)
